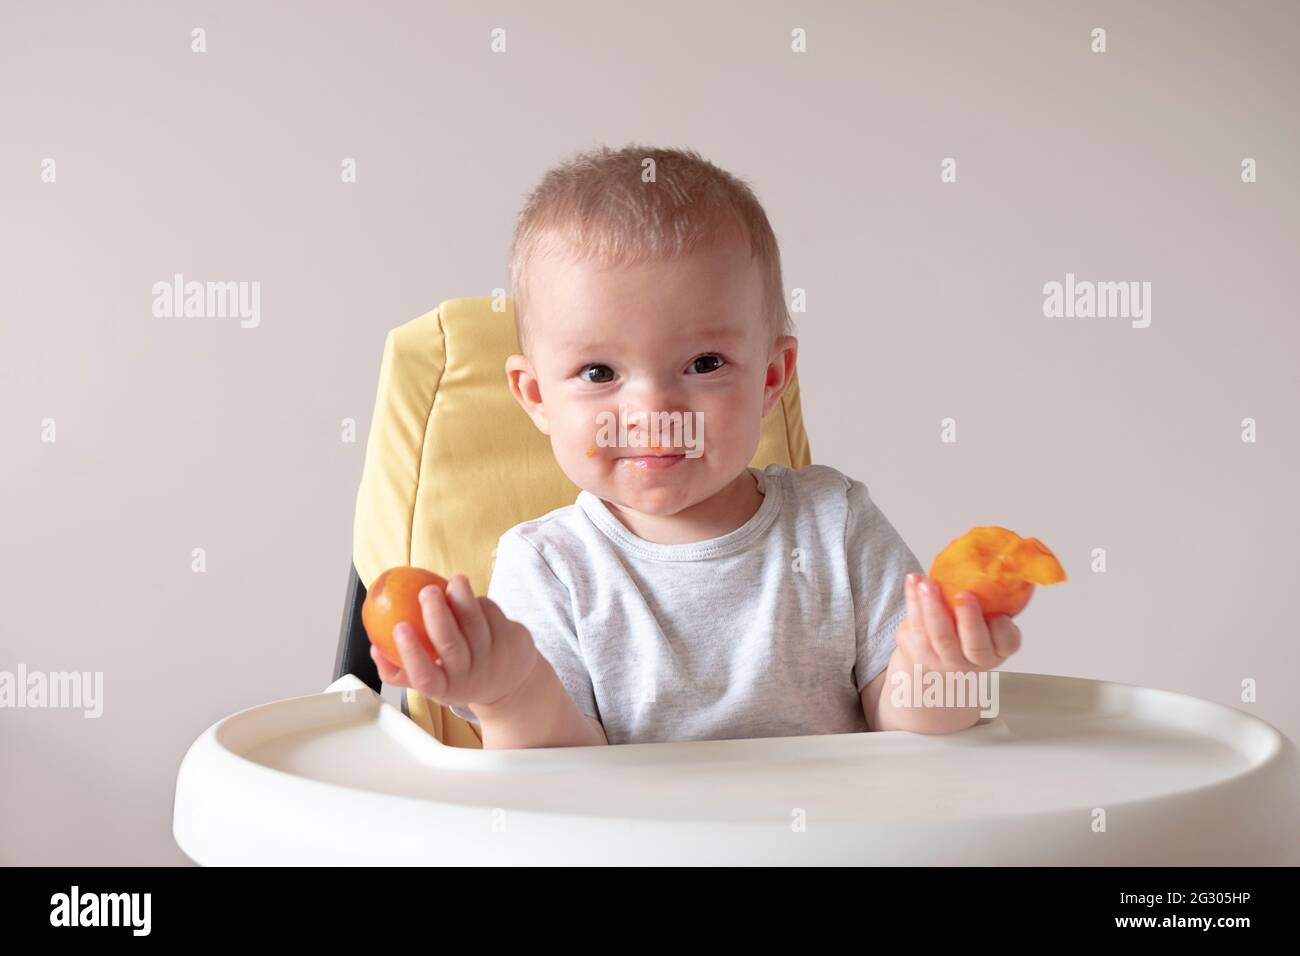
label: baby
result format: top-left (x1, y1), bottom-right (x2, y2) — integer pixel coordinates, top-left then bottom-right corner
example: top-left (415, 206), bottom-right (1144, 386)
top-left (371, 145), bottom-right (1023, 748)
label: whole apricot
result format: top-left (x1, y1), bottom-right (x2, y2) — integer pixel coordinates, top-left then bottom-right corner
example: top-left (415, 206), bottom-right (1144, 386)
top-left (361, 566), bottom-right (449, 668)
top-left (928, 527), bottom-right (1066, 619)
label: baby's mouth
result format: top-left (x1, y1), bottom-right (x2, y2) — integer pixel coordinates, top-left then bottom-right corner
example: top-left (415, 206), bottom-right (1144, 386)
top-left (617, 451), bottom-right (688, 471)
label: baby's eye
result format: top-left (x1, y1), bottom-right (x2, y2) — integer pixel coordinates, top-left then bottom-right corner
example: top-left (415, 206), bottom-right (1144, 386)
top-left (686, 353), bottom-right (725, 375)
top-left (579, 363), bottom-right (615, 384)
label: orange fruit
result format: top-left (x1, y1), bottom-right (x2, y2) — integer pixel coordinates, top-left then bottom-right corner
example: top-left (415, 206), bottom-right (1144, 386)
top-left (361, 566), bottom-right (449, 668)
top-left (928, 527), bottom-right (1066, 619)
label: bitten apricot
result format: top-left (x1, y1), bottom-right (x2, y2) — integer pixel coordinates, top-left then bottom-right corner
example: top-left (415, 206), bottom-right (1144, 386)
top-left (928, 527), bottom-right (1066, 619)
top-left (361, 566), bottom-right (449, 668)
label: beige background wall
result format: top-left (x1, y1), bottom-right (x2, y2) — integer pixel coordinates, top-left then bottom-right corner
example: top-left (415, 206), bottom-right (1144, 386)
top-left (2, 1), bottom-right (1296, 864)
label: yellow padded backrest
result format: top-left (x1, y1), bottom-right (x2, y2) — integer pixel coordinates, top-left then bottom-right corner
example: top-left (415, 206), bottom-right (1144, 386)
top-left (353, 296), bottom-right (812, 746)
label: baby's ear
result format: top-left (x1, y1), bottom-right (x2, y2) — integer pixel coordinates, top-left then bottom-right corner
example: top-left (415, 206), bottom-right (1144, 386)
top-left (504, 353), bottom-right (550, 435)
top-left (762, 336), bottom-right (799, 413)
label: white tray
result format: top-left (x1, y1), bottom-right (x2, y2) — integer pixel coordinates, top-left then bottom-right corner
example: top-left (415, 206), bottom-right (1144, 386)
top-left (173, 672), bottom-right (1300, 865)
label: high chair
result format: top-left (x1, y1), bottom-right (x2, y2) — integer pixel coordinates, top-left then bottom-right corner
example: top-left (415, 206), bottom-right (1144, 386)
top-left (173, 297), bottom-right (1300, 865)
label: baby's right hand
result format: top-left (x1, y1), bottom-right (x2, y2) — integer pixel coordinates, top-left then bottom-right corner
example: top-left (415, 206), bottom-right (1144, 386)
top-left (370, 574), bottom-right (538, 715)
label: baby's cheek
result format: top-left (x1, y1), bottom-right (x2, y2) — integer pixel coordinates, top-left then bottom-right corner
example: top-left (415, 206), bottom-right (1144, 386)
top-left (701, 412), bottom-right (748, 460)
top-left (703, 397), bottom-right (753, 441)
top-left (554, 419), bottom-right (609, 475)
top-left (552, 410), bottom-right (593, 453)
top-left (558, 434), bottom-right (594, 470)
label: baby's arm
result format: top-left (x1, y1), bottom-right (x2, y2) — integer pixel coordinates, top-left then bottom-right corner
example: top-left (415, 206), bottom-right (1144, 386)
top-left (844, 474), bottom-right (1021, 734)
top-left (471, 652), bottom-right (608, 749)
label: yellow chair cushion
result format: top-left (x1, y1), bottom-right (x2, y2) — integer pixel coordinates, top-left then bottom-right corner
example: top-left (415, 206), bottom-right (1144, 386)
top-left (352, 296), bottom-right (812, 747)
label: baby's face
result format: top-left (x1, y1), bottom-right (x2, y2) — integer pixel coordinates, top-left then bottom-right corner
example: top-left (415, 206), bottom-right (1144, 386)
top-left (508, 236), bottom-right (793, 519)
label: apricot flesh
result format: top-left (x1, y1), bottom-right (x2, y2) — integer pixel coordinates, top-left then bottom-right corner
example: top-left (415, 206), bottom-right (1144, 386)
top-left (928, 527), bottom-right (1066, 619)
top-left (361, 566), bottom-right (449, 668)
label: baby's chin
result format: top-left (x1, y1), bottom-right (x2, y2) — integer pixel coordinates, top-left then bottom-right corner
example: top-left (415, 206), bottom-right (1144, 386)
top-left (602, 484), bottom-right (696, 517)
top-left (574, 459), bottom-right (705, 515)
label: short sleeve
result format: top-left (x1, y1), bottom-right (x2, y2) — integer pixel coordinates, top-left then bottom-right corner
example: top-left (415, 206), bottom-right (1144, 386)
top-left (845, 478), bottom-right (924, 694)
top-left (450, 529), bottom-right (598, 725)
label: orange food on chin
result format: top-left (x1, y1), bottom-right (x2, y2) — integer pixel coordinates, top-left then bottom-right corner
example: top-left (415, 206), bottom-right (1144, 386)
top-left (928, 527), bottom-right (1066, 619)
top-left (361, 566), bottom-right (449, 668)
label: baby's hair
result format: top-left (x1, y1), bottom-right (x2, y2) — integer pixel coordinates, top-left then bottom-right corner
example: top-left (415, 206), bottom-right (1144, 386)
top-left (508, 143), bottom-right (793, 357)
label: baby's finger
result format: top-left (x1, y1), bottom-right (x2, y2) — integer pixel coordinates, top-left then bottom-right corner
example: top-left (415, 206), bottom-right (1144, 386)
top-left (478, 597), bottom-right (510, 648)
top-left (370, 644), bottom-right (406, 686)
top-left (394, 622), bottom-right (449, 699)
top-left (898, 574), bottom-right (931, 666)
top-left (419, 585), bottom-right (470, 684)
top-left (478, 595), bottom-right (506, 632)
top-left (903, 574), bottom-right (925, 637)
top-left (918, 577), bottom-right (971, 671)
top-left (953, 593), bottom-right (1001, 669)
top-left (988, 615), bottom-right (1022, 659)
top-left (442, 576), bottom-right (489, 659)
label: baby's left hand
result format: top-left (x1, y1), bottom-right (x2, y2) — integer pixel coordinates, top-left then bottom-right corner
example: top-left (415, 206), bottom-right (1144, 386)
top-left (896, 571), bottom-right (1022, 674)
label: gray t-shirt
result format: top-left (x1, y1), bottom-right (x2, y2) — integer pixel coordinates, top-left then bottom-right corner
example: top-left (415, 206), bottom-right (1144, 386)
top-left (450, 463), bottom-right (923, 745)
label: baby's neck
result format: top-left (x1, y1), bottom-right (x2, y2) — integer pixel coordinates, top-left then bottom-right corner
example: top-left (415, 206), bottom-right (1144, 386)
top-left (601, 469), bottom-right (764, 545)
